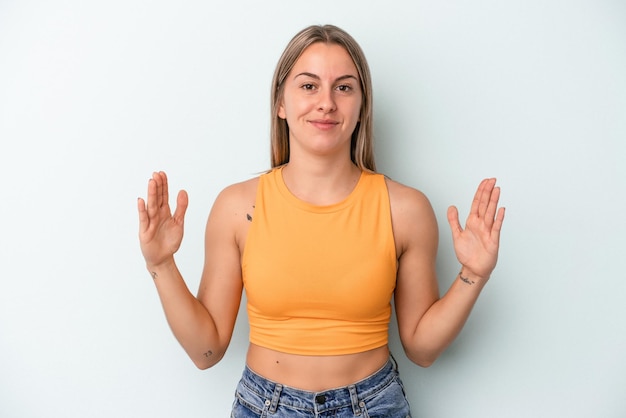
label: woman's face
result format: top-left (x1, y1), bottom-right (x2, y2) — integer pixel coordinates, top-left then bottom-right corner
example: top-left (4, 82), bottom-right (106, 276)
top-left (278, 42), bottom-right (362, 160)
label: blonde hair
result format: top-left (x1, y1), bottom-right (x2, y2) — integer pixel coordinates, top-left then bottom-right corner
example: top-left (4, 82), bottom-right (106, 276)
top-left (270, 25), bottom-right (376, 171)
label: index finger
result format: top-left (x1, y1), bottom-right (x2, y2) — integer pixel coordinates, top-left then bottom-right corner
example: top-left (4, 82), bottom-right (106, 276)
top-left (470, 178), bottom-right (493, 218)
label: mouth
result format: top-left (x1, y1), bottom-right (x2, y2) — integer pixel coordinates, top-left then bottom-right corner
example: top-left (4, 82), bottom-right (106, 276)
top-left (308, 119), bottom-right (340, 130)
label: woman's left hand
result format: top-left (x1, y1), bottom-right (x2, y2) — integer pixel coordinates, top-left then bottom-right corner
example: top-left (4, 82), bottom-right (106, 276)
top-left (447, 178), bottom-right (505, 282)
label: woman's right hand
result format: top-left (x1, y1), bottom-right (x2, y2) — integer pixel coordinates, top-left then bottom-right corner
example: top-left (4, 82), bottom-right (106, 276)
top-left (137, 171), bottom-right (188, 269)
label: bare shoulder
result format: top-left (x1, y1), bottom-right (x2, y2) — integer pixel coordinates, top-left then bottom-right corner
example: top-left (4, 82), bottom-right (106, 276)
top-left (209, 176), bottom-right (259, 221)
top-left (214, 176), bottom-right (259, 207)
top-left (384, 177), bottom-right (435, 218)
top-left (384, 177), bottom-right (438, 255)
top-left (207, 176), bottom-right (260, 251)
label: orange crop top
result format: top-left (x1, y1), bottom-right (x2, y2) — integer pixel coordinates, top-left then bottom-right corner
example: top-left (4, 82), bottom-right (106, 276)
top-left (242, 167), bottom-right (397, 355)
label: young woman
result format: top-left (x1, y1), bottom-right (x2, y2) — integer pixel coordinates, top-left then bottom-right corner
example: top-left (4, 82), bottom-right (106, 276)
top-left (137, 24), bottom-right (505, 418)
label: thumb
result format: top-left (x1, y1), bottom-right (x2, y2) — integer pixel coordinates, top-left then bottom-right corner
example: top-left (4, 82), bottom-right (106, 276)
top-left (447, 205), bottom-right (462, 238)
top-left (172, 189), bottom-right (189, 223)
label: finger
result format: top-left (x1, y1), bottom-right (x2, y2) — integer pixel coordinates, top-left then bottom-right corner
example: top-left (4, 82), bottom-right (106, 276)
top-left (146, 177), bottom-right (158, 218)
top-left (491, 206), bottom-right (506, 241)
top-left (477, 178), bottom-right (496, 218)
top-left (447, 205), bottom-right (462, 239)
top-left (152, 171), bottom-right (164, 209)
top-left (173, 189), bottom-right (189, 224)
top-left (483, 185), bottom-right (501, 229)
top-left (160, 171), bottom-right (170, 210)
top-left (470, 179), bottom-right (489, 219)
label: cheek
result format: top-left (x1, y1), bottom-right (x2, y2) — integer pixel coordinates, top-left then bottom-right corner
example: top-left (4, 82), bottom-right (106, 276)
top-left (355, 106), bottom-right (362, 122)
top-left (347, 95), bottom-right (363, 121)
top-left (351, 101), bottom-right (363, 123)
top-left (280, 95), bottom-right (312, 120)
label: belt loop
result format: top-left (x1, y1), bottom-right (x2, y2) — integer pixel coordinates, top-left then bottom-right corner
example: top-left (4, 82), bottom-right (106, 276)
top-left (389, 352), bottom-right (399, 373)
top-left (348, 384), bottom-right (362, 416)
top-left (269, 383), bottom-right (282, 413)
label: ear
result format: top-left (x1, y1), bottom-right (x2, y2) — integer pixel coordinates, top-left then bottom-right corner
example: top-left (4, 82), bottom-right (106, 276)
top-left (277, 102), bottom-right (286, 119)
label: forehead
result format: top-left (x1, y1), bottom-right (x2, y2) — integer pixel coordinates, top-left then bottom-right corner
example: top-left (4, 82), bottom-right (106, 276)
top-left (291, 42), bottom-right (359, 77)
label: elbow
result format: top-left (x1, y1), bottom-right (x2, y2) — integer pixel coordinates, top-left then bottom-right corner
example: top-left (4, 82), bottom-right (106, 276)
top-left (192, 357), bottom-right (220, 370)
top-left (191, 350), bottom-right (225, 370)
top-left (414, 357), bottom-right (436, 368)
top-left (194, 361), bottom-right (212, 370)
top-left (403, 346), bottom-right (440, 368)
top-left (406, 352), bottom-right (437, 368)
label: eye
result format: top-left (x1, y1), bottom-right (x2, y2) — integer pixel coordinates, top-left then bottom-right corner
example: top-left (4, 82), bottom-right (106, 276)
top-left (301, 83), bottom-right (316, 91)
top-left (336, 84), bottom-right (353, 92)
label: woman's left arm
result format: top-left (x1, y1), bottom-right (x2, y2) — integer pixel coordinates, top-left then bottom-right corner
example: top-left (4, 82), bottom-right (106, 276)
top-left (391, 178), bottom-right (505, 367)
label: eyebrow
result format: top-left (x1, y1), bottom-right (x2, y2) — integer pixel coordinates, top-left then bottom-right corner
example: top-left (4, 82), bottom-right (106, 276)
top-left (294, 72), bottom-right (359, 83)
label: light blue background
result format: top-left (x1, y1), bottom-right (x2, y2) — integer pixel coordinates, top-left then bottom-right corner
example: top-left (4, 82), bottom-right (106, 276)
top-left (1, 1), bottom-right (625, 416)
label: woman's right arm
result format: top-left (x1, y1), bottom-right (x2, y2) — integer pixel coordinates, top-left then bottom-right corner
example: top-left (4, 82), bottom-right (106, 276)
top-left (137, 171), bottom-right (244, 369)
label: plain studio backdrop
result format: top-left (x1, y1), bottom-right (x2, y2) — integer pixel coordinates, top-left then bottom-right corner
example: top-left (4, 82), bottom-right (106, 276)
top-left (1, 1), bottom-right (625, 417)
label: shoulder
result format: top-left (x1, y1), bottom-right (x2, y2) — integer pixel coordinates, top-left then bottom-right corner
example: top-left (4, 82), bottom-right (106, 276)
top-left (384, 176), bottom-right (438, 256)
top-left (215, 176), bottom-right (260, 206)
top-left (207, 176), bottom-right (260, 229)
top-left (205, 176), bottom-right (261, 251)
top-left (384, 176), bottom-right (434, 218)
top-left (213, 177), bottom-right (259, 210)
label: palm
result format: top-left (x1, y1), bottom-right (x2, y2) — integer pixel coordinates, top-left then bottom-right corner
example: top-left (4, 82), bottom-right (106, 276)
top-left (137, 172), bottom-right (188, 267)
top-left (447, 178), bottom-right (505, 280)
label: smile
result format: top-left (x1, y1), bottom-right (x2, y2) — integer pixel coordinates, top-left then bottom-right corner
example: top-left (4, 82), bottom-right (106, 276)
top-left (308, 119), bottom-right (340, 130)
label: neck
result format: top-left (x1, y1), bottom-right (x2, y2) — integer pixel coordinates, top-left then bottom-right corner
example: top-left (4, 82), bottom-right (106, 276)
top-left (281, 156), bottom-right (362, 206)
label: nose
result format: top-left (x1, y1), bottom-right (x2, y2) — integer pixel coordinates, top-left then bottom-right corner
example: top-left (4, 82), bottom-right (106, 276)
top-left (317, 88), bottom-right (336, 113)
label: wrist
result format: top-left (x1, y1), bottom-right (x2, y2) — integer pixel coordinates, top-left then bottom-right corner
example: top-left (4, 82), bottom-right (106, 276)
top-left (145, 257), bottom-right (176, 278)
top-left (458, 266), bottom-right (489, 287)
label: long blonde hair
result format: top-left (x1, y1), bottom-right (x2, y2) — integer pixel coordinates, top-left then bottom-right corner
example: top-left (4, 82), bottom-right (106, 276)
top-left (270, 25), bottom-right (375, 171)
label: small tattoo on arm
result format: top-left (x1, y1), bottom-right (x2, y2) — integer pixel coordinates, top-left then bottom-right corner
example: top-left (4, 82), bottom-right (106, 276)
top-left (151, 272), bottom-right (158, 280)
top-left (246, 205), bottom-right (255, 222)
top-left (203, 350), bottom-right (213, 358)
top-left (459, 270), bottom-right (475, 285)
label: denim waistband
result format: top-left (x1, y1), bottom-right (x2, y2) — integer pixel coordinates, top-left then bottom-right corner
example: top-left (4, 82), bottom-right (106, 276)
top-left (239, 356), bottom-right (398, 415)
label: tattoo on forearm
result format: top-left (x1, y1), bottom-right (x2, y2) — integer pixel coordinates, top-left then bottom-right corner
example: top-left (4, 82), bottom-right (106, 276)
top-left (151, 271), bottom-right (158, 280)
top-left (203, 350), bottom-right (213, 358)
top-left (459, 270), bottom-right (475, 285)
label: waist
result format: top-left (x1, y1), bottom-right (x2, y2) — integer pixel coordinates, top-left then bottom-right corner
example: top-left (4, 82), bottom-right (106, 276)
top-left (237, 353), bottom-right (400, 415)
top-left (245, 343), bottom-right (390, 391)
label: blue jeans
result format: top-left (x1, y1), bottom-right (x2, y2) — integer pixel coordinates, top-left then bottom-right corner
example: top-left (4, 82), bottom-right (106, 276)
top-left (230, 356), bottom-right (412, 417)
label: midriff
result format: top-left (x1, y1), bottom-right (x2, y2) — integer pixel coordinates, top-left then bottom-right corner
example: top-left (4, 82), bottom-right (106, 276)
top-left (245, 343), bottom-right (390, 391)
